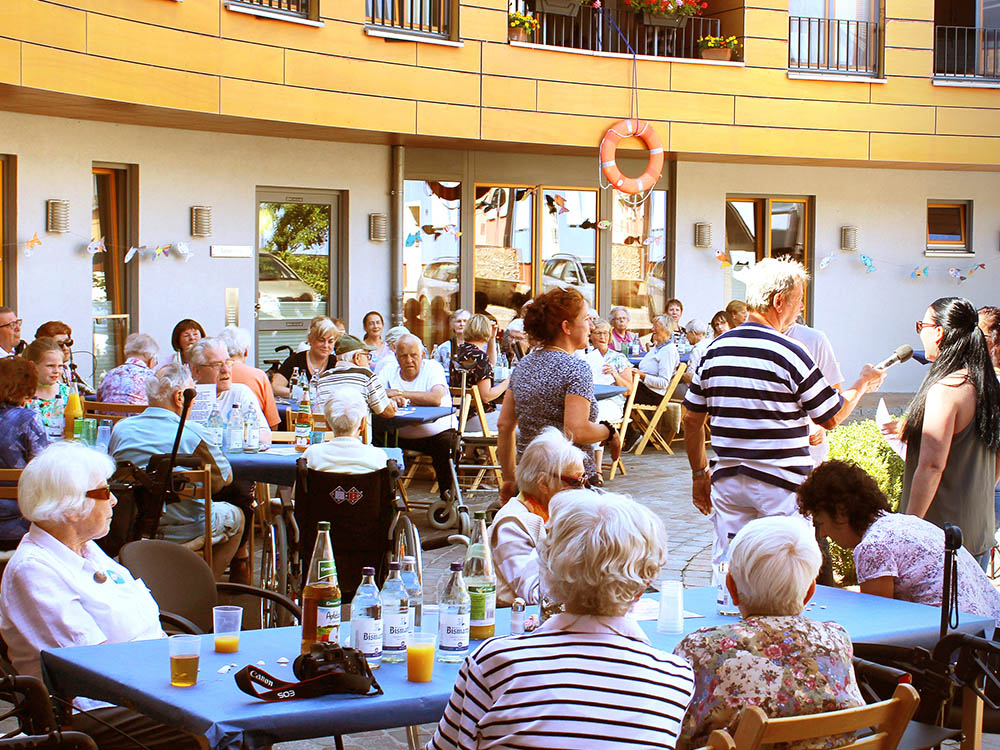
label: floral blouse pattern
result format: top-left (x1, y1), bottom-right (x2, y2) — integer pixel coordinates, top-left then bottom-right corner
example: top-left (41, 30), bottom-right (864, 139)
top-left (449, 342), bottom-right (496, 412)
top-left (674, 616), bottom-right (863, 750)
top-left (26, 383), bottom-right (69, 428)
top-left (97, 358), bottom-right (154, 405)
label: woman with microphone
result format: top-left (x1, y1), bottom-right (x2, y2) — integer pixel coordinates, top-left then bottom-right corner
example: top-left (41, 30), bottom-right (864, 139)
top-left (882, 297), bottom-right (1000, 568)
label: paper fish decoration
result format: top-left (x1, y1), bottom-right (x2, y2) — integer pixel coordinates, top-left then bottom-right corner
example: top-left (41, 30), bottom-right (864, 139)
top-left (575, 219), bottom-right (599, 230)
top-left (124, 245), bottom-right (146, 264)
top-left (151, 244), bottom-right (170, 260)
top-left (910, 266), bottom-right (929, 279)
top-left (597, 220), bottom-right (612, 230)
top-left (715, 248), bottom-right (731, 268)
top-left (818, 252), bottom-right (836, 270)
top-left (404, 232), bottom-right (421, 247)
top-left (86, 237), bottom-right (105, 255)
top-left (175, 242), bottom-right (192, 262)
top-left (969, 263), bottom-right (986, 275)
top-left (860, 254), bottom-right (875, 273)
top-left (23, 232), bottom-right (41, 257)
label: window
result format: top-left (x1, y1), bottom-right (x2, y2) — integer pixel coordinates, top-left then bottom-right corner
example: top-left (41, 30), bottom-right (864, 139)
top-left (402, 180), bottom-right (461, 347)
top-left (473, 186), bottom-right (534, 327)
top-left (540, 189), bottom-right (598, 310)
top-left (788, 0), bottom-right (879, 75)
top-left (610, 191), bottom-right (667, 334)
top-left (927, 202), bottom-right (972, 254)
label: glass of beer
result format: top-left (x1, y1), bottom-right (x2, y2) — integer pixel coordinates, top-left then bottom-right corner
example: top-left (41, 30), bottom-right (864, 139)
top-left (406, 632), bottom-right (436, 682)
top-left (213, 605), bottom-right (243, 653)
top-left (168, 634), bottom-right (200, 687)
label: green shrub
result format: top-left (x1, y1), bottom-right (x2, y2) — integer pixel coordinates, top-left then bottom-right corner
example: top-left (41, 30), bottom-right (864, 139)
top-left (824, 419), bottom-right (905, 585)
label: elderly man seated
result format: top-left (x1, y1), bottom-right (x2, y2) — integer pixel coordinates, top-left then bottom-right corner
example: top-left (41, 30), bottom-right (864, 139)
top-left (188, 338), bottom-right (271, 447)
top-left (673, 515), bottom-right (863, 750)
top-left (218, 325), bottom-right (280, 429)
top-left (97, 332), bottom-right (160, 404)
top-left (379, 334), bottom-right (455, 505)
top-left (108, 364), bottom-right (244, 580)
top-left (303, 389), bottom-right (389, 473)
top-left (488, 427), bottom-right (585, 606)
top-left (313, 335), bottom-right (397, 422)
top-left (373, 325), bottom-right (411, 378)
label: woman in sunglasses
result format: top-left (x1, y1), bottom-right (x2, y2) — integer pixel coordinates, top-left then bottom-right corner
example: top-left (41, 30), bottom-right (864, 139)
top-left (488, 428), bottom-right (586, 606)
top-left (24, 338), bottom-right (69, 431)
top-left (0, 442), bottom-right (200, 750)
top-left (881, 297), bottom-right (1000, 568)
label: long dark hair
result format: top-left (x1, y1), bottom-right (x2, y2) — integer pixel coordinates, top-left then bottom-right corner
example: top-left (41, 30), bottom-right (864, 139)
top-left (903, 297), bottom-right (1000, 450)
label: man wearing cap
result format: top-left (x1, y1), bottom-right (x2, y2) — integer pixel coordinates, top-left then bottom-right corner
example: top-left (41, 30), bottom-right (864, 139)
top-left (312, 334), bottom-right (397, 422)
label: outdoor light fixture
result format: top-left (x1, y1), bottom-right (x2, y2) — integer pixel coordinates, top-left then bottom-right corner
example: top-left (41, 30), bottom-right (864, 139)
top-left (840, 225), bottom-right (858, 252)
top-left (191, 206), bottom-right (213, 237)
top-left (694, 222), bottom-right (712, 248)
top-left (46, 199), bottom-right (70, 233)
top-left (369, 213), bottom-right (388, 242)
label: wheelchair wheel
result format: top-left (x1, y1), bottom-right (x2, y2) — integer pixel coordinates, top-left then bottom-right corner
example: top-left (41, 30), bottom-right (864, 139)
top-left (457, 509), bottom-right (472, 537)
top-left (428, 499), bottom-right (458, 530)
top-left (259, 516), bottom-right (290, 628)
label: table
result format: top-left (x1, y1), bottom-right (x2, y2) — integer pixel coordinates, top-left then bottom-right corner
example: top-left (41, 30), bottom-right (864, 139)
top-left (628, 352), bottom-right (690, 366)
top-left (228, 446), bottom-right (405, 486)
top-left (373, 406), bottom-right (454, 430)
top-left (41, 586), bottom-right (994, 750)
top-left (593, 384), bottom-right (627, 401)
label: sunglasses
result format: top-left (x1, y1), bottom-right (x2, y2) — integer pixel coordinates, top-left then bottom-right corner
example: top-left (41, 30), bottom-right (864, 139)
top-left (560, 474), bottom-right (586, 489)
top-left (59, 339), bottom-right (74, 349)
top-left (85, 486), bottom-right (113, 501)
top-left (915, 321), bottom-right (940, 334)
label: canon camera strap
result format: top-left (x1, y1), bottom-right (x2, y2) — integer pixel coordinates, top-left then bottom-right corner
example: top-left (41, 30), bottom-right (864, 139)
top-left (234, 664), bottom-right (382, 702)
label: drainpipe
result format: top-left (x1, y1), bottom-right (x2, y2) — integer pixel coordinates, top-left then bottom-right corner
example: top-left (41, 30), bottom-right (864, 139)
top-left (390, 145), bottom-right (404, 326)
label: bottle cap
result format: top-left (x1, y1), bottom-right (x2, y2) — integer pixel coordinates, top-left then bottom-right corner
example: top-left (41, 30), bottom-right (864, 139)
top-left (474, 510), bottom-right (486, 520)
top-left (512, 597), bottom-right (526, 612)
top-left (450, 562), bottom-right (463, 571)
top-left (317, 521), bottom-right (330, 531)
top-left (388, 561), bottom-right (401, 570)
top-left (362, 566), bottom-right (375, 575)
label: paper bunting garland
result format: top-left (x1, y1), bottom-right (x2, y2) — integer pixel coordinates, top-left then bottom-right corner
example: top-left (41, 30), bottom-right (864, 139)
top-left (715, 248), bottom-right (731, 268)
top-left (175, 242), bottom-right (192, 262)
top-left (86, 237), bottom-right (106, 255)
top-left (818, 252), bottom-right (836, 270)
top-left (151, 244), bottom-right (170, 260)
top-left (23, 233), bottom-right (42, 257)
top-left (910, 266), bottom-right (929, 279)
top-left (860, 255), bottom-right (876, 273)
top-left (124, 246), bottom-right (145, 264)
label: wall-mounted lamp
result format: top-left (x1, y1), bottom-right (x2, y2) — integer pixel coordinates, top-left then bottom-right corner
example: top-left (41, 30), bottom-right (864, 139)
top-left (369, 213), bottom-right (389, 242)
top-left (46, 200), bottom-right (70, 233)
top-left (694, 222), bottom-right (712, 249)
top-left (840, 225), bottom-right (858, 252)
top-left (191, 206), bottom-right (213, 237)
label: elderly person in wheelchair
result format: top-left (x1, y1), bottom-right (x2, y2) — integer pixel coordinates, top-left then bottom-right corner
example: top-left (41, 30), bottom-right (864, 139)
top-left (487, 428), bottom-right (586, 606)
top-left (303, 389), bottom-right (389, 474)
top-left (0, 441), bottom-right (199, 750)
top-left (673, 515), bottom-right (863, 750)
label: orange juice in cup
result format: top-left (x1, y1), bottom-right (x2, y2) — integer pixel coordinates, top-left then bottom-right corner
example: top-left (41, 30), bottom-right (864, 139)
top-left (214, 634), bottom-right (240, 653)
top-left (213, 605), bottom-right (242, 653)
top-left (406, 633), bottom-right (436, 682)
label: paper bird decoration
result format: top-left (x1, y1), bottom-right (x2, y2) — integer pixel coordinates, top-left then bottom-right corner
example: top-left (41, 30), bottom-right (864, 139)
top-left (404, 232), bottom-right (421, 247)
top-left (860, 254), bottom-right (875, 273)
top-left (819, 252), bottom-right (836, 270)
top-left (23, 232), bottom-right (41, 257)
top-left (948, 267), bottom-right (967, 283)
top-left (969, 263), bottom-right (986, 275)
top-left (151, 244), bottom-right (170, 260)
top-left (910, 266), bottom-right (929, 279)
top-left (124, 246), bottom-right (146, 264)
top-left (597, 220), bottom-right (611, 230)
top-left (175, 242), bottom-right (192, 262)
top-left (715, 248), bottom-right (731, 268)
top-left (86, 237), bottom-right (105, 255)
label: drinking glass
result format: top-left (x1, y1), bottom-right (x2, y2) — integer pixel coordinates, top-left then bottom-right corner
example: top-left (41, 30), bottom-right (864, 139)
top-left (213, 605), bottom-right (243, 653)
top-left (168, 634), bottom-right (200, 687)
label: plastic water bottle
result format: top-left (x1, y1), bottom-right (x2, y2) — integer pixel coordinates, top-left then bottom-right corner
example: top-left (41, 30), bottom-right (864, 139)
top-left (400, 555), bottom-right (423, 632)
top-left (47, 394), bottom-right (64, 442)
top-left (243, 403), bottom-right (260, 454)
top-left (437, 561), bottom-right (470, 663)
top-left (95, 419), bottom-right (113, 454)
top-left (352, 567), bottom-right (383, 668)
top-left (380, 562), bottom-right (409, 664)
top-left (716, 532), bottom-right (739, 616)
top-left (463, 511), bottom-right (496, 640)
top-left (205, 405), bottom-right (224, 448)
top-left (289, 367), bottom-right (303, 406)
top-left (224, 404), bottom-right (244, 453)
top-left (308, 375), bottom-right (319, 415)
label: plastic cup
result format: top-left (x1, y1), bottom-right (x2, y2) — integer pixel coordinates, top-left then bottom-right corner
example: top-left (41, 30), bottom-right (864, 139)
top-left (168, 634), bottom-right (200, 687)
top-left (213, 605), bottom-right (243, 653)
top-left (406, 633), bottom-right (436, 682)
top-left (657, 580), bottom-right (684, 634)
top-left (73, 418), bottom-right (87, 442)
top-left (83, 418), bottom-right (97, 446)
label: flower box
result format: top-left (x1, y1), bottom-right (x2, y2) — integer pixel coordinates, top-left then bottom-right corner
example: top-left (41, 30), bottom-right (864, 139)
top-left (509, 26), bottom-right (531, 42)
top-left (641, 11), bottom-right (689, 27)
top-left (700, 47), bottom-right (732, 60)
top-left (536, 0), bottom-right (582, 16)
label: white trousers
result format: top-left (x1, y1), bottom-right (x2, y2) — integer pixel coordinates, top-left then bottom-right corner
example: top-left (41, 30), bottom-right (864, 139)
top-left (710, 473), bottom-right (800, 563)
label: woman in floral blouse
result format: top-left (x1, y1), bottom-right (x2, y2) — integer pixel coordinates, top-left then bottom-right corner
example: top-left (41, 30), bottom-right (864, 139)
top-left (24, 338), bottom-right (68, 430)
top-left (673, 516), bottom-right (863, 750)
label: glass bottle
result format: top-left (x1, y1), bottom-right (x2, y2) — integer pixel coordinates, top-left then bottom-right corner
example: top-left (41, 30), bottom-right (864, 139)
top-left (463, 511), bottom-right (496, 640)
top-left (205, 405), bottom-right (224, 448)
top-left (47, 394), bottom-right (64, 442)
top-left (243, 403), bottom-right (260, 454)
top-left (716, 532), bottom-right (739, 616)
top-left (380, 561), bottom-right (408, 664)
top-left (224, 404), bottom-right (244, 453)
top-left (301, 521), bottom-right (342, 654)
top-left (289, 366), bottom-right (303, 406)
top-left (352, 566), bottom-right (383, 668)
top-left (400, 555), bottom-right (423, 633)
top-left (437, 561), bottom-right (470, 663)
top-left (294, 386), bottom-right (313, 452)
top-left (63, 382), bottom-right (82, 439)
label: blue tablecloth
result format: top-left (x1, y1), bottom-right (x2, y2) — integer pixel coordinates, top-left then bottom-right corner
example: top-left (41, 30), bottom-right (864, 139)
top-left (593, 384), bottom-right (627, 401)
top-left (228, 446), bottom-right (404, 486)
top-left (628, 352), bottom-right (690, 366)
top-left (41, 585), bottom-right (993, 750)
top-left (373, 405), bottom-right (454, 429)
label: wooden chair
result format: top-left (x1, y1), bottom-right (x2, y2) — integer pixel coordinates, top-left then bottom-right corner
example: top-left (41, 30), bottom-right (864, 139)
top-left (631, 363), bottom-right (687, 455)
top-left (82, 400), bottom-right (145, 423)
top-left (709, 683), bottom-right (919, 750)
top-left (456, 380), bottom-right (502, 491)
top-left (171, 466), bottom-right (215, 571)
top-left (0, 469), bottom-right (23, 571)
top-left (604, 371), bottom-right (639, 481)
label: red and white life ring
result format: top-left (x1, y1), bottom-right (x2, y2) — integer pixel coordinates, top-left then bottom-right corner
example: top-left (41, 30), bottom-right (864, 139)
top-left (599, 119), bottom-right (664, 194)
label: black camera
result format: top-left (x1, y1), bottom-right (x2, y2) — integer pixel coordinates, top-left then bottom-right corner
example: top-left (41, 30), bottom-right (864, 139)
top-left (293, 642), bottom-right (367, 682)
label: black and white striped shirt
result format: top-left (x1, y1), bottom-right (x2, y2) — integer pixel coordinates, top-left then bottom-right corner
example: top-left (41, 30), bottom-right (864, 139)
top-left (426, 614), bottom-right (695, 750)
top-left (682, 323), bottom-right (842, 491)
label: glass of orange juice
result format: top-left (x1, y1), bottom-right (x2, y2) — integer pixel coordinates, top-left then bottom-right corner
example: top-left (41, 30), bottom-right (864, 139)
top-left (407, 632), bottom-right (436, 682)
top-left (213, 605), bottom-right (243, 653)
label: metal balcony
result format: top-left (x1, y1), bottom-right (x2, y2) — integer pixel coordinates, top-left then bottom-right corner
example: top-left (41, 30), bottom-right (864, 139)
top-left (788, 16), bottom-right (880, 76)
top-left (934, 25), bottom-right (1000, 81)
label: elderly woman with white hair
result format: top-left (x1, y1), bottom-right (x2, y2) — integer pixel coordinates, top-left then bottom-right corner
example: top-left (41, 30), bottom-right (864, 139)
top-left (303, 389), bottom-right (389, 474)
top-left (488, 427), bottom-right (585, 605)
top-left (219, 325), bottom-right (280, 428)
top-left (96, 332), bottom-right (160, 404)
top-left (673, 516), bottom-right (863, 750)
top-left (428, 489), bottom-right (695, 750)
top-left (0, 442), bottom-right (200, 750)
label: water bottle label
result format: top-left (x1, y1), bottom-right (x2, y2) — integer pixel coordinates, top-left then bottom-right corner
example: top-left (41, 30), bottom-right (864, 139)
top-left (383, 610), bottom-right (409, 651)
top-left (353, 618), bottom-right (383, 659)
top-left (468, 586), bottom-right (496, 627)
top-left (438, 612), bottom-right (470, 651)
top-left (317, 598), bottom-right (341, 640)
top-left (245, 429), bottom-right (260, 451)
top-left (207, 427), bottom-right (223, 447)
top-left (716, 562), bottom-right (730, 607)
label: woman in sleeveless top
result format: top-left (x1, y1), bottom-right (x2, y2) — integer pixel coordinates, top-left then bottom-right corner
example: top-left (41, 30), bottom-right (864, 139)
top-left (881, 297), bottom-right (1000, 565)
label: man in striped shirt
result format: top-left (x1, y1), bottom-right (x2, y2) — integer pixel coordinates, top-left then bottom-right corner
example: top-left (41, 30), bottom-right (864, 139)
top-left (682, 258), bottom-right (885, 562)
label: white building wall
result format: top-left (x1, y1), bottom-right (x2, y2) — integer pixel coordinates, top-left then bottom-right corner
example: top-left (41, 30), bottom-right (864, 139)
top-left (675, 160), bottom-right (1000, 393)
top-left (1, 111), bottom-right (390, 374)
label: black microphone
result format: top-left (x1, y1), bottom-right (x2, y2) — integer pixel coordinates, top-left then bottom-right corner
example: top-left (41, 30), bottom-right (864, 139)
top-left (182, 387), bottom-right (197, 407)
top-left (875, 344), bottom-right (913, 370)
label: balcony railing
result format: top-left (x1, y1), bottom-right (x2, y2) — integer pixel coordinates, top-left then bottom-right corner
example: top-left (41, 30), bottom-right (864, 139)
top-left (230, 0), bottom-right (312, 19)
top-left (788, 16), bottom-right (880, 76)
top-left (935, 25), bottom-right (1000, 81)
top-left (366, 0), bottom-right (455, 39)
top-left (510, 1), bottom-right (721, 60)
